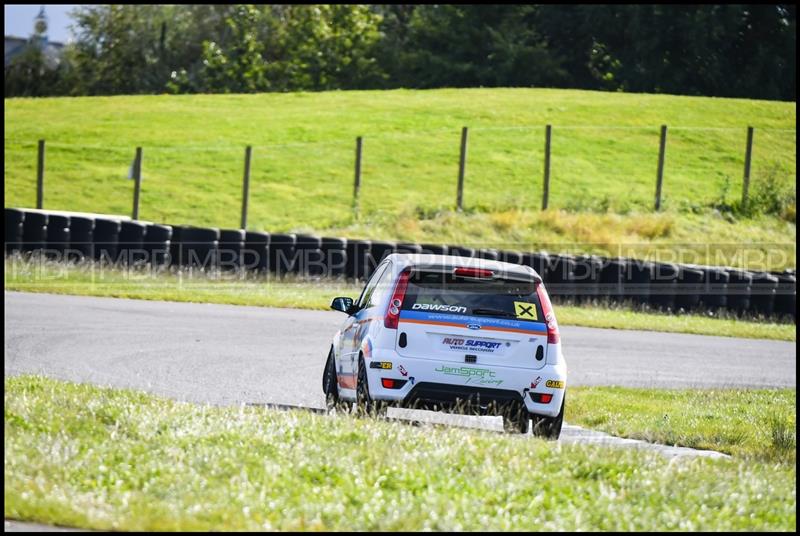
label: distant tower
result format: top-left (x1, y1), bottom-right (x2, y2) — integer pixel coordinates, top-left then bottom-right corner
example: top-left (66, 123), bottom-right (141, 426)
top-left (33, 5), bottom-right (48, 44)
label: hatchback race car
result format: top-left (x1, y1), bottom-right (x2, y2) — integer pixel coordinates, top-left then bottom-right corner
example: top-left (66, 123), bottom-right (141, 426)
top-left (322, 253), bottom-right (567, 438)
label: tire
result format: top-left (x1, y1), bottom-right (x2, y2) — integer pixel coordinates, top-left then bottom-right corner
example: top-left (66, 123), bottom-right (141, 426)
top-left (322, 348), bottom-right (344, 412)
top-left (531, 395), bottom-right (565, 440)
top-left (503, 403), bottom-right (531, 434)
top-left (355, 356), bottom-right (384, 417)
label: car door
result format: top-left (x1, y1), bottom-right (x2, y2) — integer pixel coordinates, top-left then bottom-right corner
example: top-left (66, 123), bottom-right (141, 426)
top-left (339, 262), bottom-right (390, 386)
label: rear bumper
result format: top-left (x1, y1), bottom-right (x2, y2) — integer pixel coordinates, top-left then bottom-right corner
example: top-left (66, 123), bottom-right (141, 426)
top-left (366, 350), bottom-right (567, 417)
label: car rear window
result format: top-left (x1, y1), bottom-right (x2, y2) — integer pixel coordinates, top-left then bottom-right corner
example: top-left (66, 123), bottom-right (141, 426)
top-left (401, 271), bottom-right (544, 322)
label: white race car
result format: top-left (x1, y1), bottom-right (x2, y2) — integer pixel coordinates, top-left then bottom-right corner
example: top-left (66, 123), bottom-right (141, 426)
top-left (322, 253), bottom-right (567, 438)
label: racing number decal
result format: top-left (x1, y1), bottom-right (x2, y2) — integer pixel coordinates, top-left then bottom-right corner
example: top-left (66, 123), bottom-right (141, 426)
top-left (513, 301), bottom-right (538, 320)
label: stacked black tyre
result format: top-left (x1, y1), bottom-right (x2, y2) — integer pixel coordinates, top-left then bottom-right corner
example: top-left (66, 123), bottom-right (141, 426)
top-left (675, 265), bottom-right (704, 312)
top-left (773, 271), bottom-right (796, 322)
top-left (269, 234), bottom-right (297, 277)
top-left (749, 272), bottom-right (779, 317)
top-left (144, 224), bottom-right (172, 267)
top-left (93, 218), bottom-right (122, 263)
top-left (118, 220), bottom-right (147, 265)
top-left (573, 255), bottom-right (602, 304)
top-left (522, 252), bottom-right (550, 281)
top-left (499, 250), bottom-right (523, 266)
top-left (700, 267), bottom-right (729, 312)
top-left (295, 234), bottom-right (323, 276)
top-left (45, 214), bottom-right (70, 260)
top-left (244, 231), bottom-right (270, 273)
top-left (368, 241), bottom-right (396, 277)
top-left (650, 262), bottom-right (679, 311)
top-left (725, 269), bottom-right (752, 316)
top-left (599, 258), bottom-right (626, 304)
top-left (421, 244), bottom-right (448, 256)
top-left (448, 245), bottom-right (475, 259)
top-left (322, 237), bottom-right (348, 277)
top-left (549, 254), bottom-right (576, 302)
top-left (345, 239), bottom-right (371, 281)
top-left (627, 259), bottom-right (652, 308)
top-left (180, 227), bottom-right (220, 271)
top-left (5, 208), bottom-right (25, 255)
top-left (219, 229), bottom-right (246, 271)
top-left (68, 216), bottom-right (95, 262)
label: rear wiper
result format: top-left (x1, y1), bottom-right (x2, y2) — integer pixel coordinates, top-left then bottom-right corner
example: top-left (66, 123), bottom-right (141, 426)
top-left (471, 308), bottom-right (516, 318)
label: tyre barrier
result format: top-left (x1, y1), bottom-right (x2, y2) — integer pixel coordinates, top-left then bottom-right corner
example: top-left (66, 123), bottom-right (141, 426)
top-left (675, 265), bottom-right (705, 312)
top-left (700, 267), bottom-right (729, 311)
top-left (447, 246), bottom-right (475, 259)
top-left (725, 269), bottom-right (752, 315)
top-left (345, 239), bottom-right (372, 281)
top-left (420, 244), bottom-right (449, 256)
top-left (774, 272), bottom-right (796, 321)
top-left (244, 231), bottom-right (270, 273)
top-left (180, 227), bottom-right (220, 270)
top-left (22, 210), bottom-right (48, 253)
top-left (522, 252), bottom-right (550, 281)
top-left (294, 234), bottom-right (323, 276)
top-left (5, 208), bottom-right (25, 254)
top-left (499, 250), bottom-right (523, 266)
top-left (627, 259), bottom-right (652, 306)
top-left (321, 237), bottom-right (348, 277)
top-left (68, 216), bottom-right (95, 262)
top-left (650, 262), bottom-right (679, 311)
top-left (93, 218), bottom-right (122, 263)
top-left (598, 257), bottom-right (627, 303)
top-left (219, 229), bottom-right (246, 271)
top-left (118, 220), bottom-right (147, 265)
top-left (269, 233), bottom-right (297, 277)
top-left (45, 214), bottom-right (70, 259)
top-left (749, 271), bottom-right (778, 317)
top-left (396, 243), bottom-right (423, 255)
top-left (368, 241), bottom-right (396, 277)
top-left (548, 254), bottom-right (576, 300)
top-left (5, 207), bottom-right (796, 320)
top-left (169, 225), bottom-right (187, 267)
top-left (477, 248), bottom-right (499, 261)
top-left (572, 255), bottom-right (602, 303)
top-left (143, 223), bottom-right (172, 267)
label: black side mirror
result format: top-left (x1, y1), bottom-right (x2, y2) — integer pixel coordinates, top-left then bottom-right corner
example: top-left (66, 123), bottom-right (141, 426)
top-left (331, 297), bottom-right (355, 314)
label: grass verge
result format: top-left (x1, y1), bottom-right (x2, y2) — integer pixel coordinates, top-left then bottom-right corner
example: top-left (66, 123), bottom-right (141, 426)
top-left (4, 257), bottom-right (795, 342)
top-left (567, 387), bottom-right (796, 463)
top-left (4, 375), bottom-right (797, 531)
top-left (4, 88), bottom-right (796, 271)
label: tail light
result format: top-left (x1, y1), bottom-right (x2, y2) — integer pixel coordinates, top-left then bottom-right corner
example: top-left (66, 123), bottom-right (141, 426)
top-left (536, 282), bottom-right (560, 344)
top-left (384, 269), bottom-right (411, 329)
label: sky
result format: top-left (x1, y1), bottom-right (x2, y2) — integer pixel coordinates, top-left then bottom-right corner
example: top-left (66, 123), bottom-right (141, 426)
top-left (5, 4), bottom-right (80, 43)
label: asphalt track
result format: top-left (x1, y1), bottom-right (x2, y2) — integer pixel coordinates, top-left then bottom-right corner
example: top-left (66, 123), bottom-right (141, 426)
top-left (5, 291), bottom-right (795, 530)
top-left (5, 292), bottom-right (795, 409)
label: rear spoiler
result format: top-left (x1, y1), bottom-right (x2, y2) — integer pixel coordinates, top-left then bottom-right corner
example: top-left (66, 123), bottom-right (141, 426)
top-left (411, 263), bottom-right (542, 285)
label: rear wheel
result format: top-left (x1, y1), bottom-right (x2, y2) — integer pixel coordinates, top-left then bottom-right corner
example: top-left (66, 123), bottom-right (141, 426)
top-left (355, 357), bottom-right (386, 417)
top-left (531, 395), bottom-right (565, 440)
top-left (503, 403), bottom-right (531, 434)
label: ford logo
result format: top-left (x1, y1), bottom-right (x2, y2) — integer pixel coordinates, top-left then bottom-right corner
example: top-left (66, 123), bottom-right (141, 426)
top-left (466, 323), bottom-right (481, 330)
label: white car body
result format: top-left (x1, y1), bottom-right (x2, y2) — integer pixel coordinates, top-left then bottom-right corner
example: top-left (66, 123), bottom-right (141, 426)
top-left (328, 254), bottom-right (567, 420)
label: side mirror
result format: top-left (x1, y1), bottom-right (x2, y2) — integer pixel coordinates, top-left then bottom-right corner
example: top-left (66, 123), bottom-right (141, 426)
top-left (330, 297), bottom-right (355, 314)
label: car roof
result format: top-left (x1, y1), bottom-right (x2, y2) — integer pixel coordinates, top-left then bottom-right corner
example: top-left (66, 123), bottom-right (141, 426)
top-left (385, 253), bottom-right (541, 282)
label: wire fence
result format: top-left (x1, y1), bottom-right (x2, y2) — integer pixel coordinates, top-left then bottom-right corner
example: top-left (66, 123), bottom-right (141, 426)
top-left (4, 124), bottom-right (796, 230)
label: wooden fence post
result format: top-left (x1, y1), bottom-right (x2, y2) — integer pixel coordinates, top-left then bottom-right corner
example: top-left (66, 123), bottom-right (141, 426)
top-left (353, 136), bottom-right (363, 216)
top-left (655, 125), bottom-right (667, 211)
top-left (241, 145), bottom-right (252, 230)
top-left (742, 126), bottom-right (754, 208)
top-left (132, 147), bottom-right (142, 220)
top-left (542, 125), bottom-right (552, 210)
top-left (457, 127), bottom-right (468, 211)
top-left (36, 139), bottom-right (45, 209)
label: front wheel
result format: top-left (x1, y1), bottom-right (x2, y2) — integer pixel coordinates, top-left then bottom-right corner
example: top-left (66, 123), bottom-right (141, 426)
top-left (322, 348), bottom-right (344, 412)
top-left (531, 395), bottom-right (565, 440)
